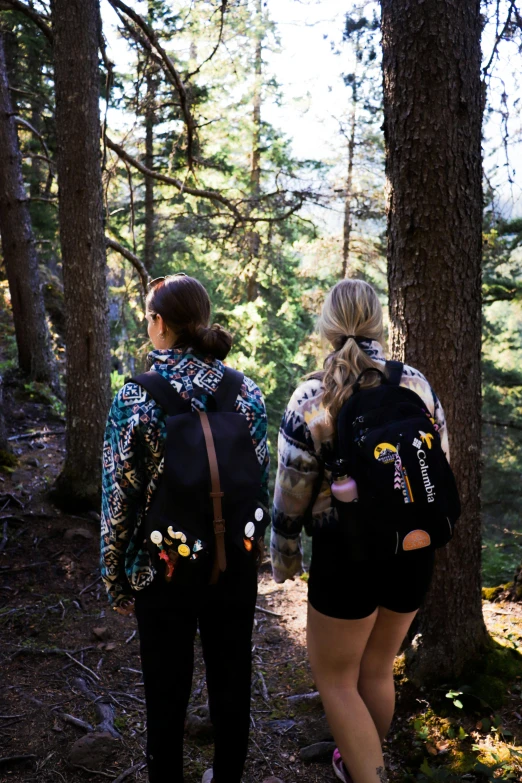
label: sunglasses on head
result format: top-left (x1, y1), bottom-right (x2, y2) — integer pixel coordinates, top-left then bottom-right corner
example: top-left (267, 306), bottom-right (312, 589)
top-left (147, 273), bottom-right (188, 289)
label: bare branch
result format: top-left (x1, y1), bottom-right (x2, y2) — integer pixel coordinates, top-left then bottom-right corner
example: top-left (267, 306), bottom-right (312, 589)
top-left (105, 133), bottom-right (242, 219)
top-left (22, 152), bottom-right (55, 169)
top-left (105, 236), bottom-right (150, 292)
top-left (483, 0), bottom-right (517, 76)
top-left (107, 0), bottom-right (196, 168)
top-left (187, 0), bottom-right (228, 79)
top-left (243, 197), bottom-right (307, 224)
top-left (484, 417), bottom-right (522, 431)
top-left (0, 0), bottom-right (52, 43)
top-left (14, 115), bottom-right (52, 160)
top-left (14, 114), bottom-right (54, 192)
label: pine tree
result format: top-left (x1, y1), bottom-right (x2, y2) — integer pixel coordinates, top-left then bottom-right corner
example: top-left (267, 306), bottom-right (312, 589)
top-left (0, 30), bottom-right (58, 391)
top-left (340, 9), bottom-right (381, 279)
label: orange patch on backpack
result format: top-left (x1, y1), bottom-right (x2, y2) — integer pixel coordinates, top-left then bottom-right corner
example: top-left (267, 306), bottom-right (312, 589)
top-left (403, 530), bottom-right (431, 551)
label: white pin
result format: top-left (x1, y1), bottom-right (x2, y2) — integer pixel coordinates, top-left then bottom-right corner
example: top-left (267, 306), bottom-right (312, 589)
top-left (167, 526), bottom-right (175, 538)
top-left (180, 533), bottom-right (187, 544)
top-left (150, 531), bottom-right (163, 546)
top-left (254, 508), bottom-right (264, 522)
top-left (245, 522), bottom-right (255, 538)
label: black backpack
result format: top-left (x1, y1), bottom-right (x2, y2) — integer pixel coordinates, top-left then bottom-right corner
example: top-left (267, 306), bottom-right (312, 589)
top-left (131, 367), bottom-right (268, 584)
top-left (332, 360), bottom-right (460, 559)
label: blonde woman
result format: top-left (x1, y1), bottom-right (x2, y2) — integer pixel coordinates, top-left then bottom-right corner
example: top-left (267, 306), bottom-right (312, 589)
top-left (271, 280), bottom-right (449, 783)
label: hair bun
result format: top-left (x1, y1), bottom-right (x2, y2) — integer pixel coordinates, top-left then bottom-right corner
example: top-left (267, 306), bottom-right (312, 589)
top-left (192, 323), bottom-right (233, 360)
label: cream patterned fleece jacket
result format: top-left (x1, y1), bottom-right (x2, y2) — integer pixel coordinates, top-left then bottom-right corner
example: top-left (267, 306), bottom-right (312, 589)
top-left (270, 341), bottom-right (449, 583)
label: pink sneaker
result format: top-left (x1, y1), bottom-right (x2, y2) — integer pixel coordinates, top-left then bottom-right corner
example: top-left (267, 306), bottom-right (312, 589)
top-left (332, 748), bottom-right (352, 783)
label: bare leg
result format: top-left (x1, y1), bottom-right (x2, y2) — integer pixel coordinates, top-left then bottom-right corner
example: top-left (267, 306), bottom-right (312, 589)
top-left (358, 607), bottom-right (418, 742)
top-left (307, 603), bottom-right (385, 783)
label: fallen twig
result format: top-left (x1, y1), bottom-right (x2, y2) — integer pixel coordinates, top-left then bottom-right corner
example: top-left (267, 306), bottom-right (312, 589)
top-left (255, 605), bottom-right (282, 617)
top-left (79, 575), bottom-right (102, 596)
top-left (0, 713), bottom-right (26, 719)
top-left (0, 492), bottom-right (23, 508)
top-left (0, 520), bottom-right (8, 552)
top-left (70, 763), bottom-right (115, 778)
top-left (65, 653), bottom-right (101, 682)
top-left (58, 712), bottom-right (94, 732)
top-left (286, 690), bottom-right (321, 704)
top-left (125, 630), bottom-right (136, 644)
top-left (0, 608), bottom-right (24, 619)
top-left (257, 669), bottom-right (270, 703)
top-left (0, 754), bottom-right (37, 766)
top-left (14, 688), bottom-right (90, 732)
top-left (112, 761), bottom-right (147, 782)
top-left (483, 607), bottom-right (514, 615)
top-left (11, 644), bottom-right (96, 658)
top-left (7, 429), bottom-right (64, 441)
top-left (0, 561), bottom-right (49, 573)
top-left (109, 690), bottom-right (145, 705)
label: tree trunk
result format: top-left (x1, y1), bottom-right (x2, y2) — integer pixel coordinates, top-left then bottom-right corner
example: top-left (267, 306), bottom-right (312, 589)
top-left (341, 75), bottom-right (357, 279)
top-left (382, 0), bottom-right (488, 681)
top-left (27, 41), bottom-right (45, 201)
top-left (50, 0), bottom-right (111, 511)
top-left (247, 0), bottom-right (262, 302)
top-left (0, 33), bottom-right (58, 391)
top-left (143, 64), bottom-right (156, 272)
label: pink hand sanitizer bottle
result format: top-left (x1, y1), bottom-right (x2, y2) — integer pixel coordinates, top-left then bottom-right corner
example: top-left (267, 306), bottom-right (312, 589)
top-left (331, 473), bottom-right (359, 502)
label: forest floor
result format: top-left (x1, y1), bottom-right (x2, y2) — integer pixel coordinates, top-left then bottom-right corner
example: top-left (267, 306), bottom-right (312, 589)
top-left (1, 382), bottom-right (522, 783)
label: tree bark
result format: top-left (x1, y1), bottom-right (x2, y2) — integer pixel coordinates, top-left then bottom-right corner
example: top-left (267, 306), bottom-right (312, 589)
top-left (50, 0), bottom-right (111, 511)
top-left (0, 33), bottom-right (58, 390)
top-left (247, 0), bottom-right (262, 302)
top-left (382, 0), bottom-right (488, 681)
top-left (143, 63), bottom-right (156, 272)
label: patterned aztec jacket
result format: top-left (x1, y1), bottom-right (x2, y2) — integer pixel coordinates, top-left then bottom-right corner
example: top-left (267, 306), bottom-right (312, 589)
top-left (270, 340), bottom-right (449, 583)
top-left (101, 347), bottom-right (269, 607)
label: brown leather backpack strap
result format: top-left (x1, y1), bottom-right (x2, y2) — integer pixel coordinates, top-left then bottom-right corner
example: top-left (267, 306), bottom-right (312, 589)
top-left (197, 410), bottom-right (227, 579)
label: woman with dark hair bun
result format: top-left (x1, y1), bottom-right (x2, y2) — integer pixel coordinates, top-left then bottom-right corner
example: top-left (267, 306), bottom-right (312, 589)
top-left (101, 274), bottom-right (269, 783)
top-left (145, 273), bottom-right (233, 360)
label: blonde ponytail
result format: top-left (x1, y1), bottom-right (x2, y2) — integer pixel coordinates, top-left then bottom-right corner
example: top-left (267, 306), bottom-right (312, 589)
top-left (318, 279), bottom-right (385, 421)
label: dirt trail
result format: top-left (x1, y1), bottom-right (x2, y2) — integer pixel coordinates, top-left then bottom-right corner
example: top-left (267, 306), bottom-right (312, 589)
top-left (1, 388), bottom-right (522, 783)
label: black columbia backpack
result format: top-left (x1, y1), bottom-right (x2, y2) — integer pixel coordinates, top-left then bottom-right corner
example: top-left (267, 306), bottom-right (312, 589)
top-left (332, 360), bottom-right (460, 560)
top-left (131, 367), bottom-right (268, 585)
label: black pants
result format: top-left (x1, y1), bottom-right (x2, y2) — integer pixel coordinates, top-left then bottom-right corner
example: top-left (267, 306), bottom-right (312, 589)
top-left (134, 553), bottom-right (258, 783)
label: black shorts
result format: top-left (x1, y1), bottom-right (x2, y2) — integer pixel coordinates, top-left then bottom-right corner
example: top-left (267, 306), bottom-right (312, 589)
top-left (307, 524), bottom-right (435, 620)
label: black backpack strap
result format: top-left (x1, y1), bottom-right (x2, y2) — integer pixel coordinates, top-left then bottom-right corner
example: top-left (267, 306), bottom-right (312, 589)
top-left (213, 367), bottom-right (244, 411)
top-left (385, 360), bottom-right (404, 386)
top-left (130, 371), bottom-right (188, 415)
top-left (132, 367), bottom-right (244, 414)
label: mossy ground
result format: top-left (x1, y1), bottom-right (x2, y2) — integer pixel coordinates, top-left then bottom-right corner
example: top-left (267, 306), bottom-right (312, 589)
top-left (0, 448), bottom-right (17, 471)
top-left (390, 611), bottom-right (522, 781)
